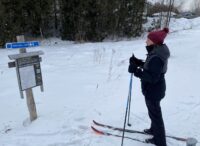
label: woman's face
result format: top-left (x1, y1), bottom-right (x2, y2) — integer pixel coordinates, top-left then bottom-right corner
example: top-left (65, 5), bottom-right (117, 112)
top-left (146, 38), bottom-right (154, 46)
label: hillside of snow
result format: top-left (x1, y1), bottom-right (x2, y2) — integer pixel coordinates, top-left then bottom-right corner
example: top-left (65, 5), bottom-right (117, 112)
top-left (0, 17), bottom-right (200, 146)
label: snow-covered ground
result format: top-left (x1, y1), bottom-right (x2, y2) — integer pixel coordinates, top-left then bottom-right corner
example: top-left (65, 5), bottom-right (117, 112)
top-left (0, 17), bottom-right (200, 146)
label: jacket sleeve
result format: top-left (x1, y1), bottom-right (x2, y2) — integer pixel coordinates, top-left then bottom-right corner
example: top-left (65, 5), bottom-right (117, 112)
top-left (134, 57), bottom-right (164, 83)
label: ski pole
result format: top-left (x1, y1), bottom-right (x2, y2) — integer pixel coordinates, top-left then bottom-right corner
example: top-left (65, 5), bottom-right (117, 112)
top-left (121, 73), bottom-right (133, 146)
top-left (127, 74), bottom-right (133, 127)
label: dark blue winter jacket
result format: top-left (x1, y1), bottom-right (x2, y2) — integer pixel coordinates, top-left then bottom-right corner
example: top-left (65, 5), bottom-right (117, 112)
top-left (135, 44), bottom-right (170, 101)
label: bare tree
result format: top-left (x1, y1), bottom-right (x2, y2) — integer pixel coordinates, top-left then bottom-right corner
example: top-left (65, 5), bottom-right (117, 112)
top-left (158, 0), bottom-right (175, 28)
top-left (159, 0), bottom-right (165, 28)
top-left (165, 0), bottom-right (174, 27)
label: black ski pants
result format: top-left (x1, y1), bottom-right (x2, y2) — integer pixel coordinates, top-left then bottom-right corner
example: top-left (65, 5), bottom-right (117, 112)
top-left (145, 98), bottom-right (167, 146)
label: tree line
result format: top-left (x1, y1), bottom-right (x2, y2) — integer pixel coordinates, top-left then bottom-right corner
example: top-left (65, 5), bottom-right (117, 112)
top-left (0, 0), bottom-right (146, 47)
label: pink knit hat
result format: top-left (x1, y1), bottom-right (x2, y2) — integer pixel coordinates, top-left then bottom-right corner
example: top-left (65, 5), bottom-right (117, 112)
top-left (147, 28), bottom-right (169, 45)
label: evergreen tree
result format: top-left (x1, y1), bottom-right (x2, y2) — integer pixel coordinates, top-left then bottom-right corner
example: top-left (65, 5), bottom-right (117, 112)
top-left (0, 0), bottom-right (53, 47)
top-left (0, 0), bottom-right (146, 46)
top-left (85, 0), bottom-right (106, 41)
top-left (117, 0), bottom-right (145, 37)
top-left (23, 0), bottom-right (54, 37)
top-left (61, 0), bottom-right (146, 42)
top-left (0, 0), bottom-right (25, 46)
top-left (60, 0), bottom-right (78, 40)
top-left (100, 0), bottom-right (120, 38)
top-left (52, 0), bottom-right (61, 36)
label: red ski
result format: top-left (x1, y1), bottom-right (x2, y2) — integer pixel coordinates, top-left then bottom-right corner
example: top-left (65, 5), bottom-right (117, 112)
top-left (93, 120), bottom-right (187, 142)
top-left (91, 126), bottom-right (147, 143)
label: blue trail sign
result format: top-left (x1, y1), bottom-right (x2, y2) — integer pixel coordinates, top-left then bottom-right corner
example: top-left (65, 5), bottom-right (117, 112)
top-left (6, 41), bottom-right (40, 49)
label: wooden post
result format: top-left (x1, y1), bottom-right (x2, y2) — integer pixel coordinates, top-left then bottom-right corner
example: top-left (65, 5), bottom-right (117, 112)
top-left (186, 138), bottom-right (198, 146)
top-left (25, 88), bottom-right (37, 121)
top-left (16, 35), bottom-right (26, 53)
top-left (17, 35), bottom-right (38, 122)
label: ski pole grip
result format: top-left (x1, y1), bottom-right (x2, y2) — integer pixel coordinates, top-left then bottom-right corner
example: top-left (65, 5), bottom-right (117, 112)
top-left (186, 138), bottom-right (198, 146)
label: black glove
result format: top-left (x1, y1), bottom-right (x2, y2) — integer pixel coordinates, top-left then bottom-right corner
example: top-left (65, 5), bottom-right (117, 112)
top-left (128, 64), bottom-right (137, 73)
top-left (129, 54), bottom-right (144, 67)
top-left (129, 54), bottom-right (137, 65)
top-left (129, 64), bottom-right (143, 78)
top-left (133, 68), bottom-right (142, 78)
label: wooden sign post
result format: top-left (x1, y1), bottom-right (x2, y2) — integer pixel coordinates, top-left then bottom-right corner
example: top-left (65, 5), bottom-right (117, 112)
top-left (8, 35), bottom-right (44, 122)
top-left (25, 88), bottom-right (37, 121)
top-left (17, 35), bottom-right (37, 122)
